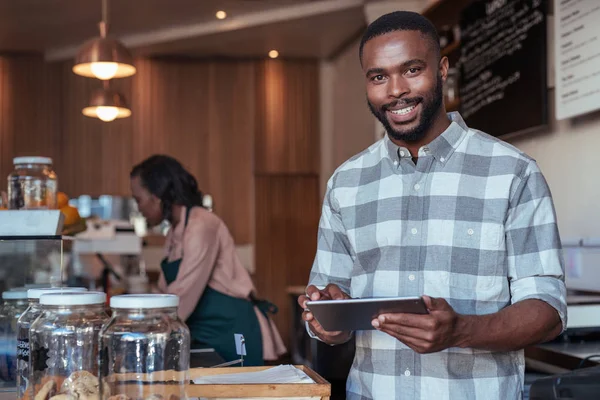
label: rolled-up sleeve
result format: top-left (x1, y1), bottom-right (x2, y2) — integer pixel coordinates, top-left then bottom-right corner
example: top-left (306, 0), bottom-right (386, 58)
top-left (505, 161), bottom-right (567, 332)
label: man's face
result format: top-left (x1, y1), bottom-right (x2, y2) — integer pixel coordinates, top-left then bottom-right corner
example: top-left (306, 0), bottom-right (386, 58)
top-left (362, 30), bottom-right (447, 142)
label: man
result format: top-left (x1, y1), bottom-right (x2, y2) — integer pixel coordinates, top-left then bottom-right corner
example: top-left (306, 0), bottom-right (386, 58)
top-left (299, 11), bottom-right (566, 400)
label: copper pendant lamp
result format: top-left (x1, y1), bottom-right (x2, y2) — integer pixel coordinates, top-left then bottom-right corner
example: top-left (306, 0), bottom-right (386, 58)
top-left (82, 81), bottom-right (132, 122)
top-left (73, 0), bottom-right (136, 80)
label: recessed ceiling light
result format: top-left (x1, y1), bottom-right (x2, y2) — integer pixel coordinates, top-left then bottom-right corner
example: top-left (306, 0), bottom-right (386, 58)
top-left (216, 11), bottom-right (227, 19)
top-left (268, 50), bottom-right (279, 59)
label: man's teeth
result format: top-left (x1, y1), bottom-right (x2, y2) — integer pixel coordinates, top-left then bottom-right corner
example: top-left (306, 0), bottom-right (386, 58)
top-left (390, 105), bottom-right (416, 115)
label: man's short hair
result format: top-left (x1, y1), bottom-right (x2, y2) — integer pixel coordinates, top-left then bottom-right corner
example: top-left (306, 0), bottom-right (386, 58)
top-left (359, 11), bottom-right (441, 63)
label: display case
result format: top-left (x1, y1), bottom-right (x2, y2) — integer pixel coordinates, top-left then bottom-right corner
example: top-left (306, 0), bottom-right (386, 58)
top-left (0, 210), bottom-right (66, 391)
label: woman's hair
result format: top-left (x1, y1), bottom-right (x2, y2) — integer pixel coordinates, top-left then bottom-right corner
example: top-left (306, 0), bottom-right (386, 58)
top-left (130, 155), bottom-right (204, 221)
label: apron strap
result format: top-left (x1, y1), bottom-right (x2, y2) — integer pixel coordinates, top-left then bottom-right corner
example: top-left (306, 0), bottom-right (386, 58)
top-left (185, 206), bottom-right (192, 227)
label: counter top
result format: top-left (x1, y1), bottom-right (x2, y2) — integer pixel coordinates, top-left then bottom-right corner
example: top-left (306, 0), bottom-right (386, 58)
top-left (526, 340), bottom-right (600, 373)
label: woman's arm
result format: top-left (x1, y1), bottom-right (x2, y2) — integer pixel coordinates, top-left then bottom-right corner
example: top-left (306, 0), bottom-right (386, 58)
top-left (164, 215), bottom-right (221, 321)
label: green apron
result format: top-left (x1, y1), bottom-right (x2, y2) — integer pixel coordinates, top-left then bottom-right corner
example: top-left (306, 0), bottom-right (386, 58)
top-left (161, 208), bottom-right (272, 366)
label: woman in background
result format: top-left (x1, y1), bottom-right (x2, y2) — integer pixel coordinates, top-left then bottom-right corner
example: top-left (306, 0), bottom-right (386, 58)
top-left (130, 155), bottom-right (285, 365)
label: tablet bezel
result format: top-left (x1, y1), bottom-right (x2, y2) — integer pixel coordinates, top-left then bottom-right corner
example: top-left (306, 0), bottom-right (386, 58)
top-left (306, 296), bottom-right (428, 332)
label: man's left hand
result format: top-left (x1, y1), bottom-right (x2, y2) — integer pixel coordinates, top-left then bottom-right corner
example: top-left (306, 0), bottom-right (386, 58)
top-left (373, 295), bottom-right (469, 354)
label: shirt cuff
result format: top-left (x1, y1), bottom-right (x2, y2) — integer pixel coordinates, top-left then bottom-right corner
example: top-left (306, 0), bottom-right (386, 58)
top-left (511, 276), bottom-right (568, 333)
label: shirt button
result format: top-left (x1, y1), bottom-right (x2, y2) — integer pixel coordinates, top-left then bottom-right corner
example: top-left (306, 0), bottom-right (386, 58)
top-left (440, 157), bottom-right (446, 163)
top-left (411, 228), bottom-right (418, 235)
top-left (400, 150), bottom-right (406, 157)
top-left (414, 183), bottom-right (420, 191)
top-left (408, 274), bottom-right (415, 281)
top-left (468, 228), bottom-right (474, 235)
top-left (393, 160), bottom-right (398, 166)
top-left (404, 369), bottom-right (411, 376)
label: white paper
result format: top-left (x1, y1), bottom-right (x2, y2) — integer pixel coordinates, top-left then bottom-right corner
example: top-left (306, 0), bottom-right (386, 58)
top-left (554, 0), bottom-right (600, 119)
top-left (192, 364), bottom-right (315, 385)
top-left (234, 333), bottom-right (247, 356)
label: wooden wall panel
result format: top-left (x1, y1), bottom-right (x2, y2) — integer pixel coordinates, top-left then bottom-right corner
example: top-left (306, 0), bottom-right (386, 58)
top-left (0, 55), bottom-right (62, 188)
top-left (206, 62), bottom-right (255, 244)
top-left (130, 58), bottom-right (211, 192)
top-left (255, 60), bottom-right (320, 174)
top-left (58, 62), bottom-right (133, 197)
top-left (130, 59), bottom-right (254, 243)
top-left (254, 175), bottom-right (320, 349)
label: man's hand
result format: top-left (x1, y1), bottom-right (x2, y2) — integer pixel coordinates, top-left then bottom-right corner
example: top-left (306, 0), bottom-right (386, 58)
top-left (298, 284), bottom-right (353, 345)
top-left (373, 295), bottom-right (469, 354)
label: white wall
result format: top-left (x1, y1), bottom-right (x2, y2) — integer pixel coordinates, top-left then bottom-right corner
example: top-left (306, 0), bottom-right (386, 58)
top-left (507, 96), bottom-right (600, 239)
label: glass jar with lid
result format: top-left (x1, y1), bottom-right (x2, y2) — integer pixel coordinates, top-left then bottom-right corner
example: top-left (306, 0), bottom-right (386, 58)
top-left (16, 287), bottom-right (88, 400)
top-left (8, 157), bottom-right (58, 210)
top-left (0, 289), bottom-right (29, 386)
top-left (29, 292), bottom-right (108, 400)
top-left (100, 294), bottom-right (190, 400)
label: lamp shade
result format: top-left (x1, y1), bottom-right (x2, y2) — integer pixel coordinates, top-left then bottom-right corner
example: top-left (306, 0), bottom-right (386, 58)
top-left (73, 37), bottom-right (136, 80)
top-left (82, 87), bottom-right (131, 122)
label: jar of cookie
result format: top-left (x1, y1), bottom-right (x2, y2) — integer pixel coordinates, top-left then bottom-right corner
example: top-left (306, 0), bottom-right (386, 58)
top-left (16, 287), bottom-right (88, 400)
top-left (29, 292), bottom-right (108, 400)
top-left (99, 295), bottom-right (190, 400)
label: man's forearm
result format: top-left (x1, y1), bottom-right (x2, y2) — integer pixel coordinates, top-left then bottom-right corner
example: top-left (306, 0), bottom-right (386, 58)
top-left (455, 299), bottom-right (562, 352)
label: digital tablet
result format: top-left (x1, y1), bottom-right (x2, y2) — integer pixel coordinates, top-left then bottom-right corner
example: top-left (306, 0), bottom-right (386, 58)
top-left (306, 296), bottom-right (428, 331)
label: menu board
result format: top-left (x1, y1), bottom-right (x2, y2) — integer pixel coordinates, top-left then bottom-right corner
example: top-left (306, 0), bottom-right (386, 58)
top-left (458, 0), bottom-right (548, 137)
top-left (554, 0), bottom-right (600, 120)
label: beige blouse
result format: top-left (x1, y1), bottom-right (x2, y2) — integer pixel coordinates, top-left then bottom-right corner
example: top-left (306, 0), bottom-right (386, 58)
top-left (157, 206), bottom-right (286, 361)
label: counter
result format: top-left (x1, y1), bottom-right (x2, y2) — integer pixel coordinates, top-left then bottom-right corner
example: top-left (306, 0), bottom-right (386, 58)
top-left (526, 340), bottom-right (600, 373)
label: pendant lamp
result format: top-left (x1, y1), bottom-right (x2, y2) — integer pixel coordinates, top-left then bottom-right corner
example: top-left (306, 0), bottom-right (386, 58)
top-left (73, 0), bottom-right (136, 80)
top-left (82, 81), bottom-right (132, 122)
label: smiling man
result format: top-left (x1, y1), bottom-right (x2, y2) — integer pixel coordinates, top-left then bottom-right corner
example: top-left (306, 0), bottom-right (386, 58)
top-left (299, 11), bottom-right (567, 400)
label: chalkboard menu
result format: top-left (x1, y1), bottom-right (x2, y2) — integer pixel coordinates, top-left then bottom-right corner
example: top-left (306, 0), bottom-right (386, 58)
top-left (458, 0), bottom-right (548, 137)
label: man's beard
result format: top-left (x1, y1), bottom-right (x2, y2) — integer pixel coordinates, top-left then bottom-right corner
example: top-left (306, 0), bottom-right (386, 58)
top-left (368, 74), bottom-right (444, 142)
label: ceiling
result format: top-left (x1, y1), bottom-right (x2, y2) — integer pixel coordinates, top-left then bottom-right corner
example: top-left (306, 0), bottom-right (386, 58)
top-left (0, 0), bottom-right (370, 60)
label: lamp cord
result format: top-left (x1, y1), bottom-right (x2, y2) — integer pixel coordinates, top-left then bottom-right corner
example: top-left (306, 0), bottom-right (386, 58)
top-left (99, 0), bottom-right (109, 37)
top-left (102, 0), bottom-right (108, 26)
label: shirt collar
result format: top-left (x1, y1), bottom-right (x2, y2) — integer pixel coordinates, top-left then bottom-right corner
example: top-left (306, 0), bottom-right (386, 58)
top-left (384, 112), bottom-right (468, 164)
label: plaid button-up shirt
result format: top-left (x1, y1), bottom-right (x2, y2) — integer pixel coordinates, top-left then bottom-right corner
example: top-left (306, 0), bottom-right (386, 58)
top-left (308, 112), bottom-right (567, 400)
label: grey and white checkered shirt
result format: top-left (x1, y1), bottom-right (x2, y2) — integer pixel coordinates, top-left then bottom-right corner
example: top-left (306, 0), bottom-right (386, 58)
top-left (308, 112), bottom-right (567, 400)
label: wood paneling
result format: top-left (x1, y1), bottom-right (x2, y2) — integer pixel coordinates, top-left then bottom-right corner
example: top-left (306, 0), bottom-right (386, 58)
top-left (254, 175), bottom-right (320, 349)
top-left (255, 60), bottom-right (320, 174)
top-left (0, 55), bottom-right (62, 186)
top-left (206, 62), bottom-right (255, 244)
top-left (130, 59), bottom-right (255, 244)
top-left (58, 62), bottom-right (133, 197)
top-left (252, 59), bottom-right (322, 350)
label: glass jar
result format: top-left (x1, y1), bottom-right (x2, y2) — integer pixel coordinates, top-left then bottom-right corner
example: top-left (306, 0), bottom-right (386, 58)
top-left (16, 287), bottom-right (88, 400)
top-left (8, 157), bottom-right (58, 210)
top-left (29, 292), bottom-right (108, 400)
top-left (0, 290), bottom-right (29, 386)
top-left (100, 295), bottom-right (190, 400)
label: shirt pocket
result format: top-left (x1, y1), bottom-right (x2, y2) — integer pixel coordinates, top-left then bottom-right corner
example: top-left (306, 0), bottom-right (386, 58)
top-left (428, 220), bottom-right (505, 290)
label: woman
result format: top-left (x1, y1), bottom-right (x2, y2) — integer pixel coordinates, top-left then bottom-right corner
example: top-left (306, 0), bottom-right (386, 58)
top-left (130, 155), bottom-right (286, 365)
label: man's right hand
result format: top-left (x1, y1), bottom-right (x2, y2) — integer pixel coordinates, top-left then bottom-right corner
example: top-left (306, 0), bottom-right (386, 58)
top-left (298, 284), bottom-right (353, 345)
